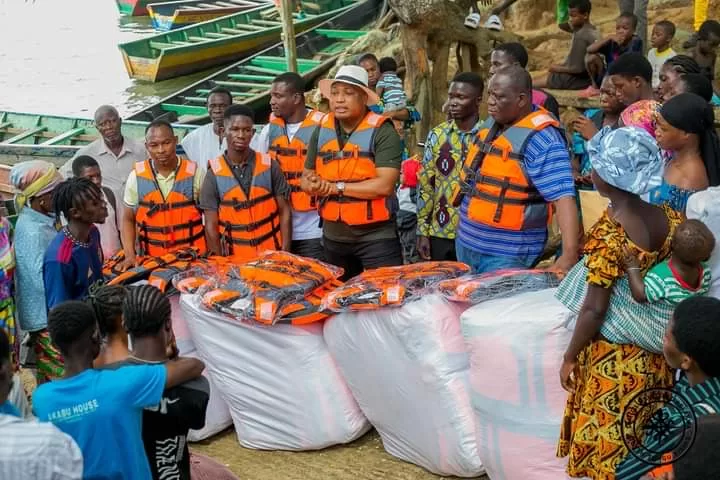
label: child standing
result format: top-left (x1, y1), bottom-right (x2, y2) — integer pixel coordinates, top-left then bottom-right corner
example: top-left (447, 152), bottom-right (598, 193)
top-left (689, 20), bottom-right (720, 87)
top-left (375, 57), bottom-right (407, 112)
top-left (625, 219), bottom-right (715, 305)
top-left (72, 155), bottom-right (121, 259)
top-left (43, 177), bottom-right (108, 312)
top-left (647, 20), bottom-right (677, 90)
top-left (584, 12), bottom-right (644, 97)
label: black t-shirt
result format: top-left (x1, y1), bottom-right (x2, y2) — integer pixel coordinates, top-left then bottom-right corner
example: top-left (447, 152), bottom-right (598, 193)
top-left (105, 358), bottom-right (210, 480)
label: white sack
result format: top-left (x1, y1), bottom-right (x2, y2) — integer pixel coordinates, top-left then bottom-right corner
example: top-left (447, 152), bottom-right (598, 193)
top-left (687, 188), bottom-right (720, 298)
top-left (8, 373), bottom-right (32, 418)
top-left (323, 294), bottom-right (483, 478)
top-left (460, 289), bottom-right (573, 480)
top-left (180, 294), bottom-right (370, 450)
top-left (170, 295), bottom-right (233, 442)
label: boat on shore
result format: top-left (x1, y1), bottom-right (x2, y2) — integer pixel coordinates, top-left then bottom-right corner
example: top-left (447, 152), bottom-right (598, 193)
top-left (118, 0), bottom-right (362, 82)
top-left (149, 0), bottom-right (267, 31)
top-left (127, 6), bottom-right (375, 124)
top-left (0, 111), bottom-right (197, 168)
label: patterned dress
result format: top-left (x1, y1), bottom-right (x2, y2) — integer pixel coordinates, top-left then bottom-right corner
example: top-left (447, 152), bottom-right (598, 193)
top-left (0, 218), bottom-right (16, 369)
top-left (556, 205), bottom-right (684, 479)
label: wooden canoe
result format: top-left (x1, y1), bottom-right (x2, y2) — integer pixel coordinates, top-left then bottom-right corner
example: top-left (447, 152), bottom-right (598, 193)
top-left (0, 111), bottom-right (197, 168)
top-left (127, 4), bottom-right (377, 124)
top-left (118, 0), bottom-right (362, 82)
top-left (149, 0), bottom-right (268, 31)
top-left (117, 0), bottom-right (155, 16)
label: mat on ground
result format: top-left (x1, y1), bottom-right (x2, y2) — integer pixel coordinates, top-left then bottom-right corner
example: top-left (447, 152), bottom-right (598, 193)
top-left (460, 289), bottom-right (572, 480)
top-left (322, 262), bottom-right (470, 312)
top-left (324, 294), bottom-right (484, 477)
top-left (180, 293), bottom-right (370, 450)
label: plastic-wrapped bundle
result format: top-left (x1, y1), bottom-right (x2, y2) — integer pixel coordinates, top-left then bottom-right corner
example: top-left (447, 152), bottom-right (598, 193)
top-left (323, 261), bottom-right (470, 312)
top-left (180, 294), bottom-right (370, 450)
top-left (103, 247), bottom-right (203, 285)
top-left (199, 251), bottom-right (343, 325)
top-left (324, 294), bottom-right (484, 477)
top-left (438, 269), bottom-right (561, 304)
top-left (460, 289), bottom-right (572, 480)
top-left (169, 295), bottom-right (233, 441)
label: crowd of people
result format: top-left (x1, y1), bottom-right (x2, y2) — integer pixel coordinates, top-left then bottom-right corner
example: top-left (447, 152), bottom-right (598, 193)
top-left (1, 0), bottom-right (720, 478)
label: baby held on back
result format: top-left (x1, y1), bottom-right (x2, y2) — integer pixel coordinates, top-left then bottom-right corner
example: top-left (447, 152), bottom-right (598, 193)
top-left (625, 219), bottom-right (715, 305)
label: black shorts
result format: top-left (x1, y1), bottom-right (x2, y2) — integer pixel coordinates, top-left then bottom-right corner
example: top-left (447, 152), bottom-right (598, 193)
top-left (546, 72), bottom-right (592, 90)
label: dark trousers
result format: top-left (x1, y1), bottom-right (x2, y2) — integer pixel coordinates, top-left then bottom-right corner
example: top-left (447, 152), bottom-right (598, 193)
top-left (323, 236), bottom-right (404, 281)
top-left (430, 237), bottom-right (457, 261)
top-left (291, 238), bottom-right (325, 262)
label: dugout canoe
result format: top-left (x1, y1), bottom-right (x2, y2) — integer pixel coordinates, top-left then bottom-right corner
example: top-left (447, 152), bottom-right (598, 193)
top-left (149, 0), bottom-right (268, 31)
top-left (0, 111), bottom-right (197, 168)
top-left (117, 0), bottom-right (155, 16)
top-left (127, 7), bottom-right (376, 124)
top-left (118, 0), bottom-right (362, 82)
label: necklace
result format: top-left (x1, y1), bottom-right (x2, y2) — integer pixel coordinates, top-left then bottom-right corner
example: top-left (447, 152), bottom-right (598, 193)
top-left (62, 226), bottom-right (91, 248)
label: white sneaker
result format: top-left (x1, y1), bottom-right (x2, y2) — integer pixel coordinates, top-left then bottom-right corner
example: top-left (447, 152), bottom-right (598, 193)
top-left (484, 14), bottom-right (503, 31)
top-left (464, 12), bottom-right (481, 29)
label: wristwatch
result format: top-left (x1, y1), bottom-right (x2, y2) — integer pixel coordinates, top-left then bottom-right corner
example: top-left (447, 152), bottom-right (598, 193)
top-left (336, 181), bottom-right (345, 196)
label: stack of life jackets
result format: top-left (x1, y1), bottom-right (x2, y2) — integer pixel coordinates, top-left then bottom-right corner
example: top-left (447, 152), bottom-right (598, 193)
top-left (200, 251), bottom-right (344, 325)
top-left (134, 158), bottom-right (207, 257)
top-left (437, 269), bottom-right (561, 305)
top-left (267, 109), bottom-right (325, 212)
top-left (322, 262), bottom-right (470, 312)
top-left (103, 247), bottom-right (216, 295)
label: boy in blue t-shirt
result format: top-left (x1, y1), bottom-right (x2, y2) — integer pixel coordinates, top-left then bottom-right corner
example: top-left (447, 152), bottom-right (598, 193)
top-left (584, 12), bottom-right (644, 97)
top-left (32, 301), bottom-right (205, 480)
top-left (43, 177), bottom-right (108, 311)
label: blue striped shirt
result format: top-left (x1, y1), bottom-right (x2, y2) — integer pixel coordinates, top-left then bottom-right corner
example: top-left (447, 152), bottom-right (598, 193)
top-left (457, 124), bottom-right (575, 258)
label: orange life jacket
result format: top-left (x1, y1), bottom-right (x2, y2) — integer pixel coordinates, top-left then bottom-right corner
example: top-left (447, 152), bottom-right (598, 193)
top-left (208, 152), bottom-right (281, 261)
top-left (135, 158), bottom-right (206, 256)
top-left (314, 111), bottom-right (396, 226)
top-left (267, 109), bottom-right (325, 211)
top-left (457, 110), bottom-right (560, 231)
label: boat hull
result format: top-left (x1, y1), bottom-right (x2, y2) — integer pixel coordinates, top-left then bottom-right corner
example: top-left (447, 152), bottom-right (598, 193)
top-left (150, 5), bottom-right (254, 31)
top-left (119, 1), bottom-right (357, 82)
top-left (117, 0), bottom-right (153, 16)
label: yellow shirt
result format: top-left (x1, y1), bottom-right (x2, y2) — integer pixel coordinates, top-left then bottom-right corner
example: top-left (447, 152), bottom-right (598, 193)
top-left (123, 159), bottom-right (205, 208)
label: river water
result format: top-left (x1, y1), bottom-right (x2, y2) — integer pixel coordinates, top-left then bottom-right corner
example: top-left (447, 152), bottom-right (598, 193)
top-left (0, 0), bottom-right (219, 118)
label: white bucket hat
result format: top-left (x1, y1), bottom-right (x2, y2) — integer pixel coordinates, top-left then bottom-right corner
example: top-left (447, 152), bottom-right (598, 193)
top-left (318, 65), bottom-right (380, 106)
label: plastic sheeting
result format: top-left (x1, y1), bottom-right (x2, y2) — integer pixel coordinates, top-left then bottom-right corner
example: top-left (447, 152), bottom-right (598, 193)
top-left (687, 187), bottom-right (720, 298)
top-left (460, 289), bottom-right (573, 480)
top-left (179, 294), bottom-right (370, 450)
top-left (324, 294), bottom-right (483, 478)
top-left (170, 296), bottom-right (233, 442)
top-left (8, 373), bottom-right (31, 418)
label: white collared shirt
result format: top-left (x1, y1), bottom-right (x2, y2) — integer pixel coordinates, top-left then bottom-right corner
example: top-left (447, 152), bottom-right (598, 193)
top-left (61, 136), bottom-right (149, 204)
top-left (0, 413), bottom-right (84, 479)
top-left (180, 123), bottom-right (226, 170)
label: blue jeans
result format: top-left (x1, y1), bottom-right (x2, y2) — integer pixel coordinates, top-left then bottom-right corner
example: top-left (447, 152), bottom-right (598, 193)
top-left (455, 240), bottom-right (537, 274)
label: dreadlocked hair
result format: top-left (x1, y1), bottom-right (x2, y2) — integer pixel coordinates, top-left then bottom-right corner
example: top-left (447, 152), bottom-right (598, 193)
top-left (47, 301), bottom-right (97, 355)
top-left (123, 284), bottom-right (171, 338)
top-left (52, 177), bottom-right (102, 224)
top-left (87, 282), bottom-right (127, 337)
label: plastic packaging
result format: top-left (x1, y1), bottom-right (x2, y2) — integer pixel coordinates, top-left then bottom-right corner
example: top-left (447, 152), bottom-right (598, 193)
top-left (199, 251), bottom-right (343, 325)
top-left (322, 261), bottom-right (470, 312)
top-left (324, 294), bottom-right (484, 477)
top-left (460, 289), bottom-right (573, 480)
top-left (438, 269), bottom-right (562, 304)
top-left (180, 293), bottom-right (370, 450)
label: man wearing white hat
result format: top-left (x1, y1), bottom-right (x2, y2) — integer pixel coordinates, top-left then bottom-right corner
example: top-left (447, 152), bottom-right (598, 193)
top-left (300, 65), bottom-right (403, 280)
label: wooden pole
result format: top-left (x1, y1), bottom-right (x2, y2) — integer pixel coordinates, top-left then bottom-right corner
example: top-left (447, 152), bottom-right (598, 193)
top-left (279, 0), bottom-right (298, 72)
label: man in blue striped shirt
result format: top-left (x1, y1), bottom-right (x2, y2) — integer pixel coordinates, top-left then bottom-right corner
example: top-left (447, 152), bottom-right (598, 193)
top-left (455, 67), bottom-right (580, 274)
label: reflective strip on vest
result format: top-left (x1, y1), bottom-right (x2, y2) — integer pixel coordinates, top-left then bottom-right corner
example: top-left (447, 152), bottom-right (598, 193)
top-left (313, 111), bottom-right (395, 226)
top-left (210, 153), bottom-right (281, 260)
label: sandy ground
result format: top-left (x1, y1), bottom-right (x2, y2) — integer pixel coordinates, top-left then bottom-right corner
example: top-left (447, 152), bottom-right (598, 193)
top-left (192, 429), bottom-right (489, 480)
